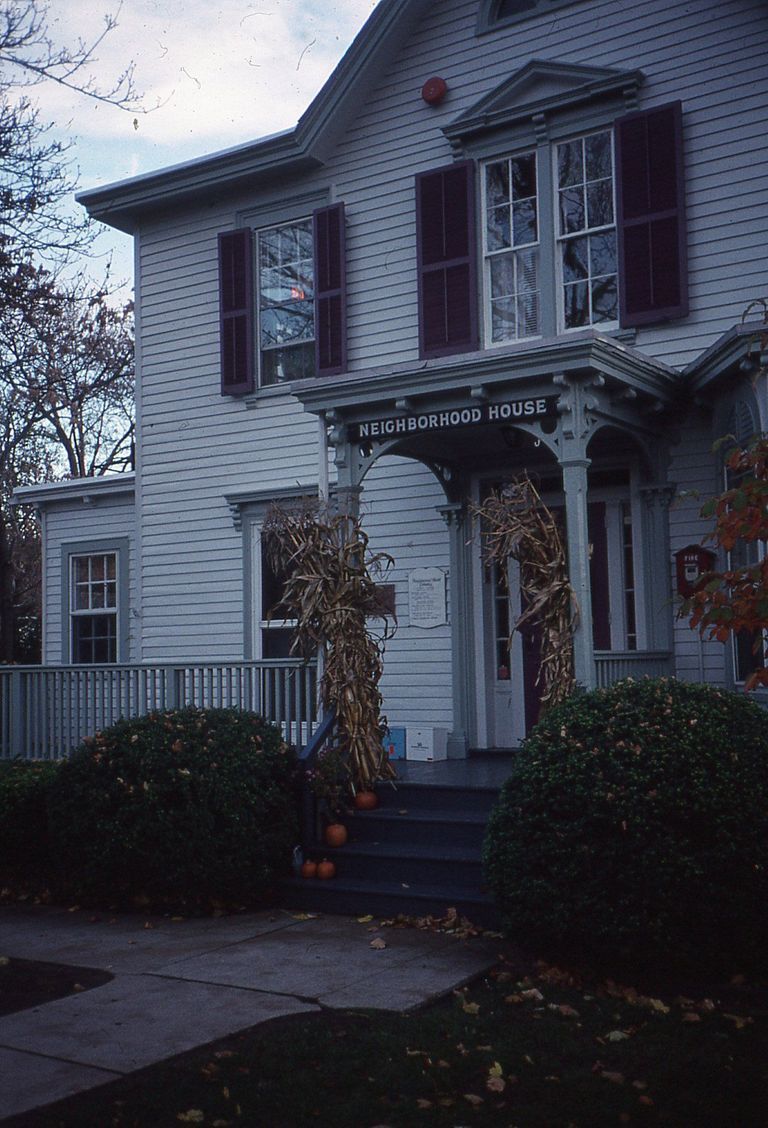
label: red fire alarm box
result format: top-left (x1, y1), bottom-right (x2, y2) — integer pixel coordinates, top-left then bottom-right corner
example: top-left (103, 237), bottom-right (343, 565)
top-left (675, 544), bottom-right (717, 598)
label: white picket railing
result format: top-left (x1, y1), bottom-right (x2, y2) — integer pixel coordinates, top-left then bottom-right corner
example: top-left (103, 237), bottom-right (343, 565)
top-left (0, 660), bottom-right (318, 761)
top-left (594, 650), bottom-right (673, 687)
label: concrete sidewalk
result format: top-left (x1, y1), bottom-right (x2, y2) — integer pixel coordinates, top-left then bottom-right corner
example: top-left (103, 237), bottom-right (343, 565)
top-left (0, 903), bottom-right (502, 1121)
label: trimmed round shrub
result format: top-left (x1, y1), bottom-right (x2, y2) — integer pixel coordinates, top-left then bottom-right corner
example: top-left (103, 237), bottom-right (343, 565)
top-left (0, 760), bottom-right (59, 891)
top-left (47, 707), bottom-right (298, 908)
top-left (483, 678), bottom-right (768, 974)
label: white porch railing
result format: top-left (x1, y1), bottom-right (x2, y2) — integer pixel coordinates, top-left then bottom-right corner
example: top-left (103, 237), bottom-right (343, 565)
top-left (0, 660), bottom-right (318, 761)
top-left (594, 650), bottom-right (673, 687)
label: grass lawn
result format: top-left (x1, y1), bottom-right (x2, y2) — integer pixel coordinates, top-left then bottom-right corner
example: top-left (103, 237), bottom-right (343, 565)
top-left (10, 946), bottom-right (767, 1128)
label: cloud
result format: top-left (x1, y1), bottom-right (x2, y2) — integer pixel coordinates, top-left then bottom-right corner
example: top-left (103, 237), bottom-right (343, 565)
top-left (28, 0), bottom-right (380, 184)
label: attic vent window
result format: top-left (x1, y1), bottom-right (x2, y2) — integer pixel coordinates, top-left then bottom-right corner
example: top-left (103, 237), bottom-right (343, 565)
top-left (481, 0), bottom-right (584, 30)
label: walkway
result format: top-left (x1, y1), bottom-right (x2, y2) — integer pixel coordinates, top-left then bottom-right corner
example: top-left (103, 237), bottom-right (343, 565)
top-left (0, 903), bottom-right (502, 1122)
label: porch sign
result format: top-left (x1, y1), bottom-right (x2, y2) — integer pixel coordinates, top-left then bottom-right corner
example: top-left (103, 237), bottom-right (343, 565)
top-left (352, 395), bottom-right (557, 440)
top-left (409, 567), bottom-right (447, 628)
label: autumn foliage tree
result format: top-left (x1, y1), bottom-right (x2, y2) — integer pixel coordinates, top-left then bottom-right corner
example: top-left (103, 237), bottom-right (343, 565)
top-left (684, 435), bottom-right (768, 689)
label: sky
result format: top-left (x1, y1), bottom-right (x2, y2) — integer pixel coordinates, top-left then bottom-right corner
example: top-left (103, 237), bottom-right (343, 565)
top-left (26, 0), bottom-right (382, 288)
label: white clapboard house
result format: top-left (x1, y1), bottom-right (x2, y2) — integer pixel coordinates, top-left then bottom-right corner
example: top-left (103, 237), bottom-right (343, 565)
top-left (10, 0), bottom-right (768, 765)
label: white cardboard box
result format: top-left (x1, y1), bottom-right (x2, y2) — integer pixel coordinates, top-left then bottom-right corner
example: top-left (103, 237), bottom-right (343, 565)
top-left (406, 727), bottom-right (448, 761)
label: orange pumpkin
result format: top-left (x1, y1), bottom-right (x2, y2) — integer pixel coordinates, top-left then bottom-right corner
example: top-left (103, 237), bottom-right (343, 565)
top-left (324, 822), bottom-right (348, 848)
top-left (300, 860), bottom-right (318, 879)
top-left (354, 790), bottom-right (379, 811)
top-left (317, 859), bottom-right (336, 880)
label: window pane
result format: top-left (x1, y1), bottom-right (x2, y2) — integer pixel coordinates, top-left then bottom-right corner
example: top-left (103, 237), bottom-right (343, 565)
top-left (490, 254), bottom-right (516, 298)
top-left (90, 556), bottom-right (105, 581)
top-left (592, 275), bottom-right (618, 323)
top-left (562, 236), bottom-right (589, 282)
top-left (512, 198), bottom-right (537, 245)
top-left (486, 161), bottom-right (510, 207)
top-left (491, 296), bottom-right (517, 342)
top-left (279, 225), bottom-right (299, 262)
top-left (559, 186), bottom-right (585, 234)
top-left (297, 221), bottom-right (314, 259)
top-left (517, 291), bottom-right (540, 337)
top-left (74, 558), bottom-right (89, 584)
top-left (590, 231), bottom-right (617, 277)
top-left (585, 130), bottom-right (612, 181)
top-left (564, 280), bottom-right (589, 328)
top-left (260, 303), bottom-right (314, 348)
top-left (558, 139), bottom-right (583, 188)
top-left (261, 341), bottom-right (315, 385)
top-left (262, 628), bottom-right (295, 659)
top-left (73, 614), bottom-right (117, 664)
top-left (486, 205), bottom-right (511, 251)
top-left (259, 230), bottom-right (280, 268)
top-left (511, 153), bottom-right (536, 200)
top-left (517, 246), bottom-right (539, 295)
top-left (587, 179), bottom-right (614, 229)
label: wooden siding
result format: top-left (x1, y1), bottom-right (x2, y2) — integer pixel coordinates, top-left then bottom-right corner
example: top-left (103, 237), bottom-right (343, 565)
top-left (361, 455), bottom-right (453, 729)
top-left (667, 408), bottom-right (727, 685)
top-left (41, 495), bottom-right (137, 665)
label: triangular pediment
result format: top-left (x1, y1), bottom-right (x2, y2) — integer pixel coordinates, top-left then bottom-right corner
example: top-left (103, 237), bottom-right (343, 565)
top-left (444, 60), bottom-right (643, 145)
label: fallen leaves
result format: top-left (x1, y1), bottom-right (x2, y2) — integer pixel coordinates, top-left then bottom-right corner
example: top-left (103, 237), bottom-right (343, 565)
top-left (369, 937), bottom-right (387, 950)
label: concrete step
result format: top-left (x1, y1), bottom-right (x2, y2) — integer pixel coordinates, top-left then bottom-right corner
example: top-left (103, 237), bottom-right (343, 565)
top-left (315, 841), bottom-right (485, 891)
top-left (282, 875), bottom-right (500, 929)
top-left (343, 807), bottom-right (488, 850)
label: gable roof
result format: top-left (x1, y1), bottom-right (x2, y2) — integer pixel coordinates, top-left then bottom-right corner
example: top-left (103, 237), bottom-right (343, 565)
top-left (78, 0), bottom-right (433, 233)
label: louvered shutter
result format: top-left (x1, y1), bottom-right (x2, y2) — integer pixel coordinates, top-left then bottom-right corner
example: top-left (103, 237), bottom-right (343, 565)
top-left (416, 160), bottom-right (478, 359)
top-left (615, 101), bottom-right (688, 327)
top-left (313, 203), bottom-right (347, 376)
top-left (218, 229), bottom-right (254, 395)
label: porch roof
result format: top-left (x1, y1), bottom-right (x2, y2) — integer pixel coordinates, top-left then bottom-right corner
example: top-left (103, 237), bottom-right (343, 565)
top-left (292, 331), bottom-right (680, 421)
top-left (11, 473), bottom-right (135, 510)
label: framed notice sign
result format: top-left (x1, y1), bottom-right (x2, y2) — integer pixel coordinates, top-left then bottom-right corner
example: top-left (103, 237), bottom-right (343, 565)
top-left (408, 567), bottom-right (447, 628)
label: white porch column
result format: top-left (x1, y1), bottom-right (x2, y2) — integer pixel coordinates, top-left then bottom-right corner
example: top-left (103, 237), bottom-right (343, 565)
top-left (640, 484), bottom-right (676, 653)
top-left (560, 453), bottom-right (596, 689)
top-left (439, 501), bottom-right (475, 758)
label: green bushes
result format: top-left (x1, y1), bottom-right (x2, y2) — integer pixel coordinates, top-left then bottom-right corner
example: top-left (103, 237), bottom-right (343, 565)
top-left (483, 678), bottom-right (768, 974)
top-left (0, 760), bottom-right (59, 890)
top-left (46, 708), bottom-right (298, 908)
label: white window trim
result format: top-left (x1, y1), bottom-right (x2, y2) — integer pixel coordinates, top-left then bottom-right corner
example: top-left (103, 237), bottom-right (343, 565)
top-left (64, 543), bottom-right (127, 666)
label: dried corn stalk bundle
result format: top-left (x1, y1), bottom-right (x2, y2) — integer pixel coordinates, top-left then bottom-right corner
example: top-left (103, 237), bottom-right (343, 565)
top-left (263, 500), bottom-right (397, 791)
top-left (473, 477), bottom-right (576, 714)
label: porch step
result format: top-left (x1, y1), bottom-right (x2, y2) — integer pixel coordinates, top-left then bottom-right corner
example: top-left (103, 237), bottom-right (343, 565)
top-left (282, 759), bottom-right (510, 929)
top-left (282, 875), bottom-right (499, 929)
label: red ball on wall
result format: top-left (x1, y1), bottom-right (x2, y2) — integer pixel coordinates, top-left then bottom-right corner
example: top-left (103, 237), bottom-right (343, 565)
top-left (421, 76), bottom-right (448, 106)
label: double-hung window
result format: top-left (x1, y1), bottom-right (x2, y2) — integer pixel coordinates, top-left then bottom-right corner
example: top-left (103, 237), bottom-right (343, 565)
top-left (257, 219), bottom-right (315, 385)
top-left (70, 553), bottom-right (118, 663)
top-left (481, 129), bottom-right (617, 344)
top-left (484, 151), bottom-right (540, 342)
top-left (556, 130), bottom-right (618, 329)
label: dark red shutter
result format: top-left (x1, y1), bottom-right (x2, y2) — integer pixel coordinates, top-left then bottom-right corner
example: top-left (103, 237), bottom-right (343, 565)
top-left (313, 203), bottom-right (347, 376)
top-left (615, 101), bottom-right (688, 327)
top-left (218, 229), bottom-right (254, 395)
top-left (416, 160), bottom-right (478, 359)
